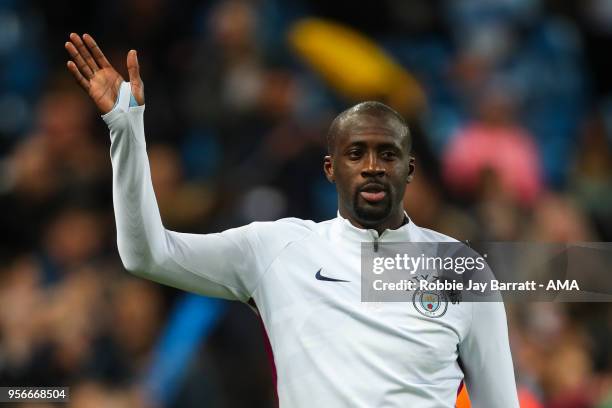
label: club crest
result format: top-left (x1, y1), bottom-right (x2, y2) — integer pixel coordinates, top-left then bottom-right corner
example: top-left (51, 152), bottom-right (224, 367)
top-left (413, 289), bottom-right (448, 318)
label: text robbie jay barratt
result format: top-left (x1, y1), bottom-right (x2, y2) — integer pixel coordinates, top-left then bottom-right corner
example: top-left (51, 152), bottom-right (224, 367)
top-left (372, 279), bottom-right (580, 292)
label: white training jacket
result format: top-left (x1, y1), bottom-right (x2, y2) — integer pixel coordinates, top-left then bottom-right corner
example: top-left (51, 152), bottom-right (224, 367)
top-left (104, 82), bottom-right (519, 408)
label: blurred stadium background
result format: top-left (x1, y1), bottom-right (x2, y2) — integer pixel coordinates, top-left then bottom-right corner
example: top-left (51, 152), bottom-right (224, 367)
top-left (0, 0), bottom-right (611, 407)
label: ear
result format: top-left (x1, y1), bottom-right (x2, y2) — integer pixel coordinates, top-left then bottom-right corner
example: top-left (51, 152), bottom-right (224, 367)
top-left (323, 155), bottom-right (335, 183)
top-left (406, 156), bottom-right (415, 184)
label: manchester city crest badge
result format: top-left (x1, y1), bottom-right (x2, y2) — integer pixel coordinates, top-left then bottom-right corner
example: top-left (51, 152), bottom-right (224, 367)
top-left (413, 289), bottom-right (448, 318)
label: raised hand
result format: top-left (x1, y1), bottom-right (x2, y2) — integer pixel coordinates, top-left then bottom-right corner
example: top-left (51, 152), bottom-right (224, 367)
top-left (65, 33), bottom-right (144, 113)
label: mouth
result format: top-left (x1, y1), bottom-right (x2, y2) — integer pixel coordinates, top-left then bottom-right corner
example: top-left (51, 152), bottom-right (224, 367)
top-left (358, 183), bottom-right (388, 203)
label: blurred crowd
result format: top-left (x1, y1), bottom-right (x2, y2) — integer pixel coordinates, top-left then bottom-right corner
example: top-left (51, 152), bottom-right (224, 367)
top-left (0, 0), bottom-right (611, 407)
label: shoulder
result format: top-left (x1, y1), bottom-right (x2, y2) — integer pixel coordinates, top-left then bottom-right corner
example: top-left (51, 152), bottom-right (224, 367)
top-left (250, 217), bottom-right (318, 233)
top-left (411, 223), bottom-right (459, 243)
top-left (244, 217), bottom-right (318, 247)
top-left (231, 217), bottom-right (320, 273)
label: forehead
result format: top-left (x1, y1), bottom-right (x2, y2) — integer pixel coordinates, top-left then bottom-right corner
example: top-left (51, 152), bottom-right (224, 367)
top-left (335, 113), bottom-right (406, 146)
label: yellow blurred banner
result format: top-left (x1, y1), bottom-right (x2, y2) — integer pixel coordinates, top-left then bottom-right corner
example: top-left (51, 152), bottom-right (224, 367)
top-left (288, 18), bottom-right (426, 115)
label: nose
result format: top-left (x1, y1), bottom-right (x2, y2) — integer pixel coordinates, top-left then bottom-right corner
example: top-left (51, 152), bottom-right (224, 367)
top-left (361, 152), bottom-right (385, 178)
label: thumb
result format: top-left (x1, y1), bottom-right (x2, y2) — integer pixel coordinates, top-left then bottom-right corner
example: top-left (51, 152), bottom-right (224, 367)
top-left (127, 50), bottom-right (145, 105)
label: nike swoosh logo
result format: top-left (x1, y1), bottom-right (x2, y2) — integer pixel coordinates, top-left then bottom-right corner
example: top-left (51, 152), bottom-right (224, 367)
top-left (315, 269), bottom-right (350, 282)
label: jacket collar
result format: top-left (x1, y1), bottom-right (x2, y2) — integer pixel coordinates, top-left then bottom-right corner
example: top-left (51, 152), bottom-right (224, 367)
top-left (331, 211), bottom-right (418, 243)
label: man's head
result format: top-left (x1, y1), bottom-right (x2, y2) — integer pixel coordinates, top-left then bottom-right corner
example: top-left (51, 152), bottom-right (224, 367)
top-left (324, 101), bottom-right (415, 232)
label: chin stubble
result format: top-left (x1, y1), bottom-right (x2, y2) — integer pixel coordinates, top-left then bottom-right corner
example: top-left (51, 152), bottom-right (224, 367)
top-left (353, 191), bottom-right (392, 224)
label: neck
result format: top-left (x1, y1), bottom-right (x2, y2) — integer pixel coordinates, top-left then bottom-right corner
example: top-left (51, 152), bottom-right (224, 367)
top-left (339, 208), bottom-right (407, 235)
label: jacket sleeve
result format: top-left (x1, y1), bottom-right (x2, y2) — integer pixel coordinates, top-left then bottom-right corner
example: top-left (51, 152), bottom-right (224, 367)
top-left (458, 301), bottom-right (519, 407)
top-left (104, 82), bottom-right (260, 302)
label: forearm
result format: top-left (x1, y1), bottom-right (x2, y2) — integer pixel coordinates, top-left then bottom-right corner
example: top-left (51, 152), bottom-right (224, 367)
top-left (104, 82), bottom-right (166, 276)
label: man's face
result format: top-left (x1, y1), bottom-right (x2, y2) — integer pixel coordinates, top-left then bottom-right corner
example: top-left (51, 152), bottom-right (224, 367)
top-left (324, 113), bottom-right (415, 229)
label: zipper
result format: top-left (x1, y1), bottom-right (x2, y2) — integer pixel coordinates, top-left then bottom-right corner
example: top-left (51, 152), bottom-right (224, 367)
top-left (372, 230), bottom-right (386, 253)
top-left (370, 217), bottom-right (407, 253)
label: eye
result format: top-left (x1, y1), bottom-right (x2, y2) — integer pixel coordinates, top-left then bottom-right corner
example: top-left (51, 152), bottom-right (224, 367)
top-left (347, 149), bottom-right (363, 160)
top-left (381, 151), bottom-right (398, 161)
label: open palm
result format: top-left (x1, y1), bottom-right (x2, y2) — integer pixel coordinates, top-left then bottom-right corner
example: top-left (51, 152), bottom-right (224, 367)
top-left (65, 33), bottom-right (144, 113)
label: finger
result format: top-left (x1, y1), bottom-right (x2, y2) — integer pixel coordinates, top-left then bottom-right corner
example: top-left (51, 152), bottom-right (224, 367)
top-left (127, 50), bottom-right (145, 105)
top-left (67, 61), bottom-right (90, 91)
top-left (65, 41), bottom-right (94, 79)
top-left (127, 50), bottom-right (140, 83)
top-left (82, 33), bottom-right (111, 68)
top-left (70, 33), bottom-right (99, 73)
